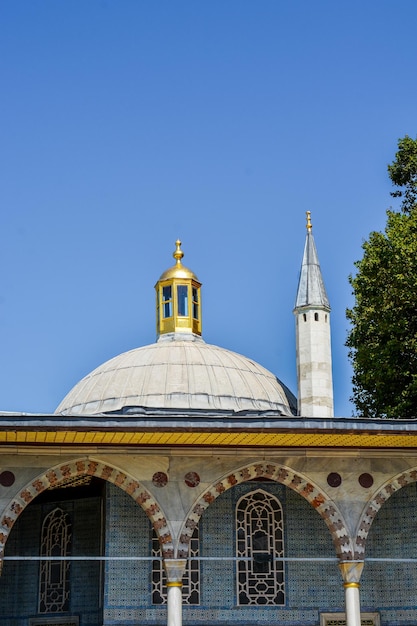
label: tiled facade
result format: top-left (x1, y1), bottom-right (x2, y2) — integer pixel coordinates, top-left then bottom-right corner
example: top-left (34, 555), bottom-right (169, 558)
top-left (0, 496), bottom-right (102, 626)
top-left (361, 483), bottom-right (417, 625)
top-left (1, 475), bottom-right (417, 625)
top-left (104, 484), bottom-right (153, 624)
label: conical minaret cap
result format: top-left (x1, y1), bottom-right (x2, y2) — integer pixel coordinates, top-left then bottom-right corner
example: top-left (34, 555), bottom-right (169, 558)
top-left (294, 212), bottom-right (330, 310)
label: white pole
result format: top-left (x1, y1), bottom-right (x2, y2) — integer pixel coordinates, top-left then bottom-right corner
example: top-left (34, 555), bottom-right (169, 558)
top-left (167, 582), bottom-right (183, 626)
top-left (339, 561), bottom-right (364, 626)
top-left (164, 559), bottom-right (187, 626)
top-left (344, 582), bottom-right (361, 626)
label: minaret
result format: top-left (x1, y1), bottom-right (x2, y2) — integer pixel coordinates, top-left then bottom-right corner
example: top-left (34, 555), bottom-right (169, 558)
top-left (294, 212), bottom-right (334, 417)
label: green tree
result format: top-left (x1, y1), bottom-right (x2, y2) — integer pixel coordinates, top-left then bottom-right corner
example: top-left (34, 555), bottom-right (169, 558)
top-left (346, 137), bottom-right (417, 418)
top-left (388, 135), bottom-right (417, 213)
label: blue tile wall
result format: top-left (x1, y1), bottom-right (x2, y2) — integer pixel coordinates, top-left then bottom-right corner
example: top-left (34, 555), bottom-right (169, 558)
top-left (361, 482), bottom-right (417, 626)
top-left (0, 495), bottom-right (102, 626)
top-left (103, 482), bottom-right (153, 625)
top-left (191, 481), bottom-right (342, 626)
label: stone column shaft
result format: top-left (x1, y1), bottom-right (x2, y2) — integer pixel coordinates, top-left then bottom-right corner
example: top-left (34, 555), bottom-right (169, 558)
top-left (339, 561), bottom-right (364, 626)
top-left (344, 582), bottom-right (361, 626)
top-left (164, 558), bottom-right (187, 626)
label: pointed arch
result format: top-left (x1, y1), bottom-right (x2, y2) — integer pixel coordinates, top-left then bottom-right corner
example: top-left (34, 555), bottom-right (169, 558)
top-left (178, 461), bottom-right (353, 559)
top-left (355, 467), bottom-right (417, 558)
top-left (0, 457), bottom-right (174, 560)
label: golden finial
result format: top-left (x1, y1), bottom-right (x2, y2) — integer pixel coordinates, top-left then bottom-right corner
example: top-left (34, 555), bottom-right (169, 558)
top-left (173, 239), bottom-right (184, 265)
top-left (306, 211), bottom-right (312, 232)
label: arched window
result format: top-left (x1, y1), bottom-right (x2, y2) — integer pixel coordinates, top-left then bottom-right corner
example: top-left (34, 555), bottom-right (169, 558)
top-left (236, 489), bottom-right (285, 605)
top-left (152, 527), bottom-right (200, 604)
top-left (314, 312), bottom-right (319, 321)
top-left (39, 507), bottom-right (72, 613)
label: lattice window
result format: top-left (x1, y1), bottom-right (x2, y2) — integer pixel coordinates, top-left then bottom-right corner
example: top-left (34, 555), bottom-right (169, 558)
top-left (152, 527), bottom-right (200, 604)
top-left (39, 508), bottom-right (72, 613)
top-left (236, 489), bottom-right (285, 605)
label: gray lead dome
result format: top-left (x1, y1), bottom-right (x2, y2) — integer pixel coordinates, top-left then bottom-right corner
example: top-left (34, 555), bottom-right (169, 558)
top-left (55, 338), bottom-right (294, 416)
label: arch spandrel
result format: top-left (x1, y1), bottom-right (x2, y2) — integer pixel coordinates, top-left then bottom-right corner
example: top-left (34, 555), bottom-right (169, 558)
top-left (178, 461), bottom-right (354, 560)
top-left (355, 467), bottom-right (417, 559)
top-left (0, 457), bottom-right (174, 561)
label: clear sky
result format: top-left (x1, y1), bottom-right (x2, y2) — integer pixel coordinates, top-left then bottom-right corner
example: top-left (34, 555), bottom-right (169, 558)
top-left (1, 1), bottom-right (416, 416)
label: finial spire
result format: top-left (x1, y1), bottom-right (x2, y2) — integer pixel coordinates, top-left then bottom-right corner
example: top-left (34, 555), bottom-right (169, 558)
top-left (306, 211), bottom-right (312, 232)
top-left (173, 239), bottom-right (184, 265)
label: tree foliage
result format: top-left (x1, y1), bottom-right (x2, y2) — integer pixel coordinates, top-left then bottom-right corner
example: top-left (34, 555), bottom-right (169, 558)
top-left (346, 137), bottom-right (417, 418)
top-left (388, 135), bottom-right (417, 213)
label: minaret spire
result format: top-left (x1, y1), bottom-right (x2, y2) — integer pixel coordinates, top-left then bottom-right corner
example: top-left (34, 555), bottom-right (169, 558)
top-left (295, 212), bottom-right (330, 310)
top-left (294, 213), bottom-right (334, 417)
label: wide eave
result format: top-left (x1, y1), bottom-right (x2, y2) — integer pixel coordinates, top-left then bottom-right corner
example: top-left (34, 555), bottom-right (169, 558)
top-left (1, 414), bottom-right (417, 449)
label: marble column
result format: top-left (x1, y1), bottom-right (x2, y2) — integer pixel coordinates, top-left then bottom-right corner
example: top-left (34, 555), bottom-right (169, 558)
top-left (164, 558), bottom-right (187, 626)
top-left (339, 561), bottom-right (364, 626)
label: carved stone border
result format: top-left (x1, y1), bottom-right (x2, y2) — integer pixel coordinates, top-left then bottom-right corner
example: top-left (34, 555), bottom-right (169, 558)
top-left (0, 457), bottom-right (174, 559)
top-left (178, 462), bottom-right (352, 559)
top-left (355, 468), bottom-right (417, 558)
top-left (320, 612), bottom-right (380, 626)
top-left (29, 618), bottom-right (79, 626)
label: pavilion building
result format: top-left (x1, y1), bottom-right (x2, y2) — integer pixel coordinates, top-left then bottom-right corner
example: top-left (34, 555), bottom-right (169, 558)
top-left (1, 215), bottom-right (417, 626)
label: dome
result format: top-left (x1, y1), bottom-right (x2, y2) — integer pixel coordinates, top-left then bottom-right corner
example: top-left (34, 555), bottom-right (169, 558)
top-left (158, 263), bottom-right (198, 282)
top-left (55, 336), bottom-right (295, 416)
top-left (56, 240), bottom-right (297, 418)
top-left (157, 239), bottom-right (199, 282)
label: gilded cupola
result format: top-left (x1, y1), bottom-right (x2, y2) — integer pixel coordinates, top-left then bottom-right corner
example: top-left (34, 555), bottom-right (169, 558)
top-left (155, 240), bottom-right (202, 338)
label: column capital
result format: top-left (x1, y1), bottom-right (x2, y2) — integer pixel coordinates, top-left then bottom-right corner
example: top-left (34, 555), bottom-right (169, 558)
top-left (339, 561), bottom-right (364, 584)
top-left (164, 558), bottom-right (187, 584)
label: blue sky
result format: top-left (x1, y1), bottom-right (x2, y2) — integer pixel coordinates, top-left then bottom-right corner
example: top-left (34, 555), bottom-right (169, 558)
top-left (1, 1), bottom-right (416, 416)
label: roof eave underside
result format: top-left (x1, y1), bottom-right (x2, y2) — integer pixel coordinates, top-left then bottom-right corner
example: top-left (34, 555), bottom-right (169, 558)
top-left (2, 414), bottom-right (417, 440)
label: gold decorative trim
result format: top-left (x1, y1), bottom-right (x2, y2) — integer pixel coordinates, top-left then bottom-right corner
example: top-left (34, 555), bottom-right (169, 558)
top-left (166, 581), bottom-right (183, 587)
top-left (343, 582), bottom-right (360, 588)
top-left (2, 429), bottom-right (417, 447)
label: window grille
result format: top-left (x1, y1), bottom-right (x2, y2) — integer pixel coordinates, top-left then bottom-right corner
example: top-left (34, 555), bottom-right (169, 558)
top-left (39, 508), bottom-right (72, 613)
top-left (152, 527), bottom-right (200, 604)
top-left (236, 489), bottom-right (285, 605)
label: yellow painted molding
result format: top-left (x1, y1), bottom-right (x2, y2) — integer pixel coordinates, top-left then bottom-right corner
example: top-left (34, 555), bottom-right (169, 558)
top-left (2, 429), bottom-right (417, 448)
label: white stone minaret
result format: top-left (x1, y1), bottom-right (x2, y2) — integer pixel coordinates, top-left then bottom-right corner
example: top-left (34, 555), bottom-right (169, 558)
top-left (294, 212), bottom-right (334, 417)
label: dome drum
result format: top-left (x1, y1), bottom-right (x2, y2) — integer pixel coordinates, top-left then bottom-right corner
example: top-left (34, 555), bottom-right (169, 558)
top-left (156, 278), bottom-right (201, 337)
